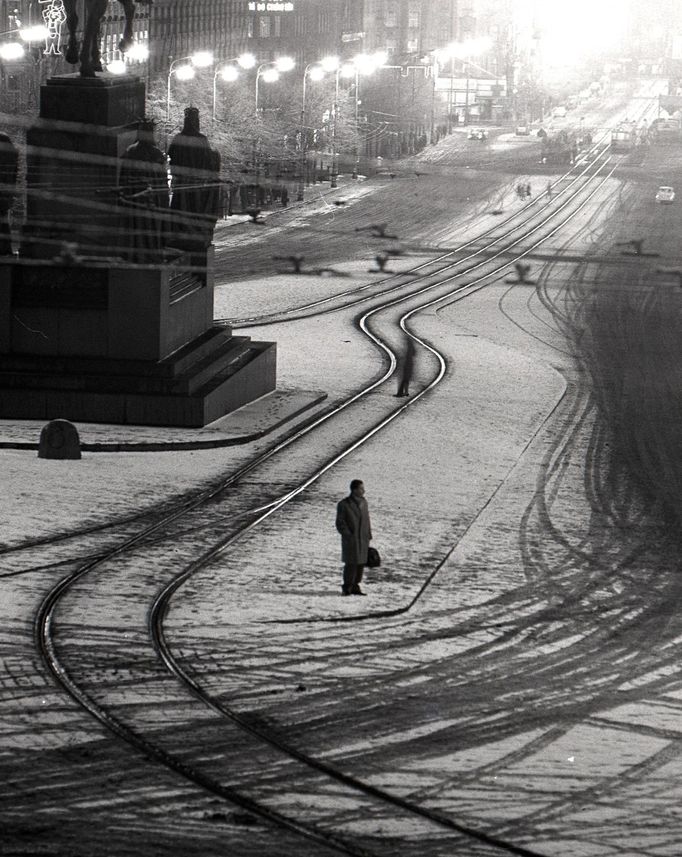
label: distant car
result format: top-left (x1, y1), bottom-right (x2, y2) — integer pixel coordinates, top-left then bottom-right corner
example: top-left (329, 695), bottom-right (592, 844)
top-left (552, 106), bottom-right (567, 118)
top-left (515, 125), bottom-right (530, 136)
top-left (656, 186), bottom-right (675, 204)
top-left (468, 128), bottom-right (488, 140)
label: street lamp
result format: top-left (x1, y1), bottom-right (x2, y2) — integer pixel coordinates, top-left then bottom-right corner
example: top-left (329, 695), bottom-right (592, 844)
top-left (436, 37), bottom-right (492, 126)
top-left (0, 24), bottom-right (49, 60)
top-left (255, 57), bottom-right (294, 112)
top-left (344, 51), bottom-right (385, 176)
top-left (166, 51), bottom-right (214, 122)
top-left (298, 58), bottom-right (338, 198)
top-left (212, 53), bottom-right (256, 121)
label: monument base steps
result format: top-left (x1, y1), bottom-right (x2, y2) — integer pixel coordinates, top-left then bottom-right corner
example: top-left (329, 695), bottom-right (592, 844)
top-left (0, 326), bottom-right (276, 428)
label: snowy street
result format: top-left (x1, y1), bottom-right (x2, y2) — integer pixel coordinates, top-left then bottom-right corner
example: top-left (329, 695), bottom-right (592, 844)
top-left (4, 102), bottom-right (682, 857)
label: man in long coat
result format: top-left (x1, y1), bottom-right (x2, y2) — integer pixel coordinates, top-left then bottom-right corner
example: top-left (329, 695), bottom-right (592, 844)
top-left (118, 120), bottom-right (169, 262)
top-left (336, 479), bottom-right (372, 596)
top-left (168, 107), bottom-right (221, 250)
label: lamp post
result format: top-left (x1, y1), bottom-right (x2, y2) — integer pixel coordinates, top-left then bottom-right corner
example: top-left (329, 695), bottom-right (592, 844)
top-left (255, 56), bottom-right (294, 113)
top-left (253, 57), bottom-right (294, 188)
top-left (295, 57), bottom-right (339, 200)
top-left (212, 52), bottom-right (256, 122)
top-left (437, 38), bottom-right (492, 129)
top-left (345, 53), bottom-right (382, 178)
top-left (166, 51), bottom-right (214, 123)
top-left (299, 62), bottom-right (324, 199)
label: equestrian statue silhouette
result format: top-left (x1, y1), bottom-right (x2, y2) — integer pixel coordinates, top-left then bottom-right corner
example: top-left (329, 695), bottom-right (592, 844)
top-left (64, 0), bottom-right (149, 77)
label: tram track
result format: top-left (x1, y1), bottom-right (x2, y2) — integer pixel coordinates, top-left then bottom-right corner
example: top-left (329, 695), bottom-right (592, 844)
top-left (22, 127), bottom-right (647, 856)
top-left (0, 136), bottom-right (616, 571)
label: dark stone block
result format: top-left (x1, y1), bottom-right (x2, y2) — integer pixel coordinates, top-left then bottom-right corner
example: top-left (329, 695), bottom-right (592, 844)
top-left (40, 74), bottom-right (145, 127)
top-left (38, 419), bottom-right (81, 459)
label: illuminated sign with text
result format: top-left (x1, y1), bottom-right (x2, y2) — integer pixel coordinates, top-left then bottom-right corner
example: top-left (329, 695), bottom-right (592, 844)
top-left (248, 1), bottom-right (294, 10)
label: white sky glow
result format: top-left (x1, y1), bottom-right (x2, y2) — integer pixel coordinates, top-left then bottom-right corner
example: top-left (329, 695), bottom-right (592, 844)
top-left (538, 0), bottom-right (627, 67)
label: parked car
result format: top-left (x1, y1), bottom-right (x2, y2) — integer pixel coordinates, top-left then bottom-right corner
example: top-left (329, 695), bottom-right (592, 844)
top-left (656, 186), bottom-right (675, 204)
top-left (552, 106), bottom-right (567, 118)
top-left (515, 125), bottom-right (530, 136)
top-left (468, 128), bottom-right (488, 141)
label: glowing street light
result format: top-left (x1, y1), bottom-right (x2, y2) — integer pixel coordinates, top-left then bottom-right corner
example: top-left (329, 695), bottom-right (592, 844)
top-left (175, 64), bottom-right (195, 81)
top-left (274, 56), bottom-right (295, 73)
top-left (320, 55), bottom-right (339, 73)
top-left (212, 54), bottom-right (257, 120)
top-left (255, 57), bottom-right (294, 111)
top-left (435, 37), bottom-right (492, 126)
top-left (191, 50), bottom-right (214, 69)
top-left (167, 51), bottom-right (215, 121)
top-left (107, 59), bottom-right (127, 75)
top-left (0, 42), bottom-right (24, 60)
top-left (0, 23), bottom-right (49, 61)
top-left (125, 42), bottom-right (150, 63)
top-left (19, 25), bottom-right (49, 42)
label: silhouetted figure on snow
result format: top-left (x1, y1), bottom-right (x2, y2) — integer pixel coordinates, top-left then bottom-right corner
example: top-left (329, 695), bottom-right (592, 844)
top-left (395, 338), bottom-right (416, 397)
top-left (168, 107), bottom-right (221, 249)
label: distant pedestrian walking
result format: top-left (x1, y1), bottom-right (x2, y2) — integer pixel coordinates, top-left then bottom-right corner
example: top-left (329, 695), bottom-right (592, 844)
top-left (336, 479), bottom-right (373, 596)
top-left (525, 182), bottom-right (532, 198)
top-left (395, 337), bottom-right (415, 397)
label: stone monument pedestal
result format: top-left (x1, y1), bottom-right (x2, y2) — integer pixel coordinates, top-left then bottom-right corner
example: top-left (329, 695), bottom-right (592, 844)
top-left (0, 74), bottom-right (276, 427)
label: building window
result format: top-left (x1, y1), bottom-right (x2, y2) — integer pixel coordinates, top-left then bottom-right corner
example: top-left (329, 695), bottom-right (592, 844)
top-left (407, 37), bottom-right (419, 53)
top-left (247, 17), bottom-right (254, 37)
top-left (259, 16), bottom-right (270, 37)
top-left (273, 14), bottom-right (281, 37)
top-left (408, 8), bottom-right (420, 28)
top-left (385, 37), bottom-right (397, 54)
top-left (385, 1), bottom-right (398, 27)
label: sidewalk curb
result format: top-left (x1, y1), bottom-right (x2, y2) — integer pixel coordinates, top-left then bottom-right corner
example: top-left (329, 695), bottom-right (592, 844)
top-left (0, 392), bottom-right (328, 454)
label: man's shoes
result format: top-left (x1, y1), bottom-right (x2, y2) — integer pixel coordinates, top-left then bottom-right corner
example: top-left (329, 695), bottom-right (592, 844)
top-left (350, 587), bottom-right (366, 596)
top-left (341, 586), bottom-right (350, 596)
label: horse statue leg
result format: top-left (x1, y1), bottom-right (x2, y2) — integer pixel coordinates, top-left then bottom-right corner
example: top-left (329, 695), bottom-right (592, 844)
top-left (63, 0), bottom-right (80, 66)
top-left (118, 0), bottom-right (137, 54)
top-left (79, 0), bottom-right (108, 77)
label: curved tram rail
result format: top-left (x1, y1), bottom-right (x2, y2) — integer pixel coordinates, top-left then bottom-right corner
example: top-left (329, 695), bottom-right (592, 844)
top-left (31, 133), bottom-right (631, 856)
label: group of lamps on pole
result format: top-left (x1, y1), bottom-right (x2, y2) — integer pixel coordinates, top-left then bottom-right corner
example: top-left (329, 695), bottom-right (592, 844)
top-left (299, 50), bottom-right (388, 186)
top-left (167, 51), bottom-right (297, 122)
top-left (0, 24), bottom-right (50, 61)
top-left (212, 52), bottom-right (257, 120)
top-left (166, 50), bottom-right (214, 121)
top-left (254, 56), bottom-right (295, 112)
top-left (434, 37), bottom-right (492, 126)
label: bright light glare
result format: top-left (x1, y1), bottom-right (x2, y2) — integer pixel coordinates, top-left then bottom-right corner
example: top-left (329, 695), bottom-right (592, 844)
top-left (262, 68), bottom-right (279, 83)
top-left (353, 53), bottom-right (376, 75)
top-left (440, 37), bottom-right (492, 60)
top-left (275, 56), bottom-right (295, 72)
top-left (220, 65), bottom-right (239, 82)
top-left (320, 55), bottom-right (339, 72)
top-left (19, 25), bottom-right (48, 42)
top-left (175, 64), bottom-right (195, 81)
top-left (373, 50), bottom-right (388, 66)
top-left (107, 59), bottom-right (127, 75)
top-left (0, 42), bottom-right (24, 60)
top-left (126, 43), bottom-right (149, 62)
top-left (309, 66), bottom-right (325, 81)
top-left (538, 0), bottom-right (626, 67)
top-left (340, 63), bottom-right (356, 79)
top-left (237, 52), bottom-right (256, 69)
top-left (191, 50), bottom-right (214, 68)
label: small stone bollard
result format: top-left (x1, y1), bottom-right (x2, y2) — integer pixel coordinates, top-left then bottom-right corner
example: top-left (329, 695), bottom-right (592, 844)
top-left (38, 419), bottom-right (81, 460)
